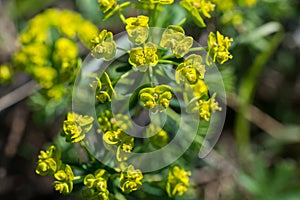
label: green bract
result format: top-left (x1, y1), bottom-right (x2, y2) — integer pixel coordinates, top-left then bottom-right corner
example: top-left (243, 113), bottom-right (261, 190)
top-left (36, 145), bottom-right (61, 176)
top-left (53, 164), bottom-right (74, 195)
top-left (139, 85), bottom-right (173, 111)
top-left (120, 165), bottom-right (143, 194)
top-left (62, 113), bottom-right (94, 143)
top-left (91, 30), bottom-right (117, 61)
top-left (160, 25), bottom-right (193, 58)
top-left (126, 15), bottom-right (149, 45)
top-left (128, 42), bottom-right (158, 72)
top-left (166, 166), bottom-right (191, 197)
top-left (207, 31), bottom-right (233, 65)
top-left (180, 0), bottom-right (215, 27)
top-left (175, 54), bottom-right (206, 84)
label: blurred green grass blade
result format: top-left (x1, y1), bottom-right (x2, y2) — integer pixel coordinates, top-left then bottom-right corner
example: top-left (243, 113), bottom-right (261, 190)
top-left (235, 23), bottom-right (284, 156)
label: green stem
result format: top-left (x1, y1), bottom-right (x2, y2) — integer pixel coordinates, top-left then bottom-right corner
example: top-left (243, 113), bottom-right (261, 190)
top-left (177, 17), bottom-right (187, 26)
top-left (162, 53), bottom-right (175, 60)
top-left (148, 66), bottom-right (155, 87)
top-left (189, 47), bottom-right (208, 52)
top-left (73, 176), bottom-right (82, 181)
top-left (117, 47), bottom-right (129, 53)
top-left (118, 10), bottom-right (126, 25)
top-left (234, 25), bottom-right (284, 159)
top-left (80, 141), bottom-right (96, 163)
top-left (158, 59), bottom-right (179, 65)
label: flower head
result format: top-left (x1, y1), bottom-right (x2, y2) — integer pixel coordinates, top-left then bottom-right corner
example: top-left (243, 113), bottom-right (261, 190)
top-left (91, 30), bottom-right (116, 61)
top-left (53, 164), bottom-right (74, 195)
top-left (175, 54), bottom-right (206, 84)
top-left (126, 15), bottom-right (149, 45)
top-left (128, 42), bottom-right (158, 71)
top-left (62, 113), bottom-right (94, 143)
top-left (36, 145), bottom-right (61, 176)
top-left (160, 25), bottom-right (193, 58)
top-left (166, 166), bottom-right (191, 197)
top-left (180, 0), bottom-right (215, 27)
top-left (207, 31), bottom-right (233, 65)
top-left (120, 165), bottom-right (143, 194)
top-left (0, 64), bottom-right (12, 84)
top-left (139, 85), bottom-right (173, 111)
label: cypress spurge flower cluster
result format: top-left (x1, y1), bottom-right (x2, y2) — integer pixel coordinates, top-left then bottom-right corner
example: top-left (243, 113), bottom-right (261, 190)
top-left (32, 0), bottom-right (234, 199)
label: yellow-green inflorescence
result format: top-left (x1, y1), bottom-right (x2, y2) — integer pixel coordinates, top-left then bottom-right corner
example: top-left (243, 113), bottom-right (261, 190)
top-left (36, 145), bottom-right (74, 195)
top-left (13, 9), bottom-right (98, 98)
top-left (166, 166), bottom-right (191, 197)
top-left (160, 25), bottom-right (193, 58)
top-left (175, 54), bottom-right (206, 84)
top-left (91, 30), bottom-right (117, 61)
top-left (129, 42), bottom-right (159, 72)
top-left (83, 169), bottom-right (110, 200)
top-left (120, 165), bottom-right (143, 194)
top-left (62, 112), bottom-right (94, 143)
top-left (186, 80), bottom-right (222, 121)
top-left (139, 85), bottom-right (173, 111)
top-left (125, 15), bottom-right (149, 45)
top-left (53, 164), bottom-right (75, 195)
top-left (180, 0), bottom-right (215, 27)
top-left (103, 128), bottom-right (134, 161)
top-left (207, 31), bottom-right (233, 65)
top-left (36, 145), bottom-right (61, 176)
top-left (0, 64), bottom-right (12, 84)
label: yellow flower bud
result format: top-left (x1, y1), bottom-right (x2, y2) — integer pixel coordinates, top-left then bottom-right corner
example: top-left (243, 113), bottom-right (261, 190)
top-left (91, 30), bottom-right (116, 61)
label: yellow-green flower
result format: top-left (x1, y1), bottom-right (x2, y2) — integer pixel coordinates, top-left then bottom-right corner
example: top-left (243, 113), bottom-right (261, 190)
top-left (32, 66), bottom-right (57, 89)
top-left (84, 169), bottom-right (109, 197)
top-left (139, 85), bottom-right (173, 111)
top-left (166, 166), bottom-right (191, 197)
top-left (52, 38), bottom-right (78, 72)
top-left (180, 0), bottom-right (215, 27)
top-left (83, 169), bottom-right (108, 193)
top-left (53, 164), bottom-right (74, 195)
top-left (187, 92), bottom-right (222, 121)
top-left (146, 124), bottom-right (169, 148)
top-left (36, 145), bottom-right (61, 176)
top-left (91, 30), bottom-right (116, 61)
top-left (0, 64), bottom-right (12, 84)
top-left (207, 31), bottom-right (233, 65)
top-left (160, 25), bottom-right (193, 58)
top-left (128, 42), bottom-right (158, 72)
top-left (62, 112), bottom-right (94, 143)
top-left (98, 0), bottom-right (117, 13)
top-left (47, 85), bottom-right (66, 100)
top-left (120, 165), bottom-right (143, 194)
top-left (175, 54), bottom-right (206, 84)
top-left (126, 15), bottom-right (149, 45)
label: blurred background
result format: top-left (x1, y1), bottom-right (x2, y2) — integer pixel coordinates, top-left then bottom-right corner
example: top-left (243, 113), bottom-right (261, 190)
top-left (0, 0), bottom-right (300, 199)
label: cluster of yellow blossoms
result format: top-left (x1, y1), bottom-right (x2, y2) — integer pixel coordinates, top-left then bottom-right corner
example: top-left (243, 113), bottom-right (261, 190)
top-left (31, 0), bottom-right (234, 199)
top-left (13, 9), bottom-right (98, 99)
top-left (36, 146), bottom-right (74, 195)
